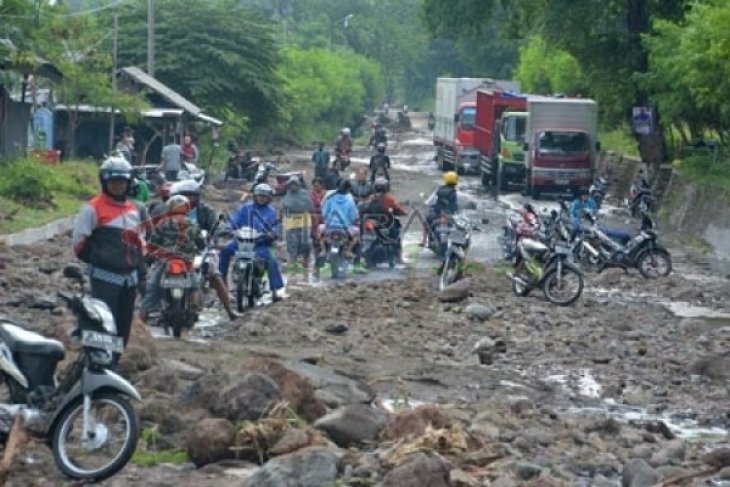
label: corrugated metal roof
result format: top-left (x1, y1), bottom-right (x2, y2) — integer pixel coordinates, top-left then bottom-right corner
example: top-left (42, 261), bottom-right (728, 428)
top-left (120, 66), bottom-right (202, 115)
top-left (196, 113), bottom-right (223, 126)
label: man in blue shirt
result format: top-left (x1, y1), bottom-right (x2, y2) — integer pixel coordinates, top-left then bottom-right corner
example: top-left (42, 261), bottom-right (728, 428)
top-left (570, 189), bottom-right (598, 238)
top-left (219, 183), bottom-right (284, 302)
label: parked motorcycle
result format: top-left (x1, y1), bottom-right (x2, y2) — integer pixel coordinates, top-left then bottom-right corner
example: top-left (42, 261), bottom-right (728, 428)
top-left (231, 227), bottom-right (266, 311)
top-left (0, 265), bottom-right (140, 481)
top-left (177, 162), bottom-right (205, 184)
top-left (512, 238), bottom-right (584, 306)
top-left (439, 214), bottom-right (475, 290)
top-left (629, 177), bottom-right (653, 217)
top-left (573, 212), bottom-right (672, 278)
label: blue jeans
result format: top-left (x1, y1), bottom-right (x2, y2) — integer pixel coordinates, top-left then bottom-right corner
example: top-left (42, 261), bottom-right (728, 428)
top-left (219, 240), bottom-right (284, 291)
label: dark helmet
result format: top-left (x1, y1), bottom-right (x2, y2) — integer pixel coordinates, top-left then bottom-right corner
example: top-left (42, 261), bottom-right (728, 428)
top-left (374, 177), bottom-right (389, 193)
top-left (376, 142), bottom-right (386, 153)
top-left (337, 179), bottom-right (352, 194)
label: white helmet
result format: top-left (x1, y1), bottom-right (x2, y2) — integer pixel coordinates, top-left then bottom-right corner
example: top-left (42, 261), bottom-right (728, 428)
top-left (341, 127), bottom-right (351, 136)
top-left (170, 179), bottom-right (201, 196)
top-left (253, 183), bottom-right (274, 197)
top-left (99, 156), bottom-right (132, 183)
top-left (165, 194), bottom-right (190, 215)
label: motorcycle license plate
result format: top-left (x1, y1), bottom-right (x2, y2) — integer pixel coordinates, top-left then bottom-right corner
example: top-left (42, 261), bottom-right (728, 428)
top-left (81, 330), bottom-right (124, 354)
top-left (555, 179), bottom-right (569, 186)
top-left (161, 276), bottom-right (192, 288)
top-left (554, 244), bottom-right (571, 255)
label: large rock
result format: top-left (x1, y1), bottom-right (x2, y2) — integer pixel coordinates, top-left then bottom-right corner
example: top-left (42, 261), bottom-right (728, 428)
top-left (212, 373), bottom-right (281, 421)
top-left (185, 418), bottom-right (235, 467)
top-left (241, 447), bottom-right (339, 487)
top-left (622, 459), bottom-right (660, 487)
top-left (138, 364), bottom-right (180, 395)
top-left (119, 317), bottom-right (159, 374)
top-left (381, 405), bottom-right (453, 441)
top-left (438, 279), bottom-right (471, 303)
top-left (138, 393), bottom-right (185, 435)
top-left (246, 358), bottom-right (326, 422)
top-left (464, 302), bottom-right (496, 321)
top-left (649, 439), bottom-right (686, 467)
top-left (314, 404), bottom-right (388, 447)
top-left (689, 355), bottom-right (730, 380)
top-left (284, 360), bottom-right (375, 406)
top-left (381, 453), bottom-right (451, 487)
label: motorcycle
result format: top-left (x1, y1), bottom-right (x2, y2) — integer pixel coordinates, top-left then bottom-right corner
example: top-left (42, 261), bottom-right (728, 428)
top-left (629, 177), bottom-right (653, 217)
top-left (511, 238), bottom-right (584, 306)
top-left (231, 227), bottom-right (266, 311)
top-left (323, 229), bottom-right (350, 279)
top-left (573, 212), bottom-right (672, 278)
top-left (253, 161), bottom-right (278, 187)
top-left (439, 214), bottom-right (475, 290)
top-left (158, 256), bottom-right (199, 338)
top-left (360, 219), bottom-right (400, 269)
top-left (177, 162), bottom-right (205, 184)
top-left (0, 264), bottom-right (140, 481)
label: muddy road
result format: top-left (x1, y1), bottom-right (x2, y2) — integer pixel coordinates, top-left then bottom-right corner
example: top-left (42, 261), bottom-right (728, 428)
top-left (2, 116), bottom-right (730, 485)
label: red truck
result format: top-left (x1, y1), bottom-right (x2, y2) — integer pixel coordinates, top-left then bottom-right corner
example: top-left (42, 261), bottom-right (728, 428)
top-left (473, 90), bottom-right (527, 188)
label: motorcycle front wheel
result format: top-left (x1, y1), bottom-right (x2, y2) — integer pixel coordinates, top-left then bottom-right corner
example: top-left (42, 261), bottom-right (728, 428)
top-left (439, 253), bottom-right (462, 290)
top-left (51, 392), bottom-right (139, 482)
top-left (542, 266), bottom-right (584, 306)
top-left (236, 267), bottom-right (250, 312)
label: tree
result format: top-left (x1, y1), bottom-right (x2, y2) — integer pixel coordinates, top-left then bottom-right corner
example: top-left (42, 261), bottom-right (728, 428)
top-left (514, 36), bottom-right (585, 95)
top-left (113, 0), bottom-right (282, 129)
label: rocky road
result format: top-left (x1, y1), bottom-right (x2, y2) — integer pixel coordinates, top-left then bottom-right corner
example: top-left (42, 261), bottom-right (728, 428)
top-left (1, 114), bottom-right (730, 486)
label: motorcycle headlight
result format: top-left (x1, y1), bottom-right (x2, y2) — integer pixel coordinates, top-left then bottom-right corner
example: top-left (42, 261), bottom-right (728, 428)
top-left (171, 288), bottom-right (184, 299)
top-left (89, 349), bottom-right (113, 365)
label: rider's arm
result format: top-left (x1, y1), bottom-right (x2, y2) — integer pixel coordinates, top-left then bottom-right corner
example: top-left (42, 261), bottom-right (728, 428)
top-left (72, 203), bottom-right (97, 260)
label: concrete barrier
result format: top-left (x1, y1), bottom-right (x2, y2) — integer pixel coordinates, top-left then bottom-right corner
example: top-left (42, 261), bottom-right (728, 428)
top-left (0, 217), bottom-right (75, 247)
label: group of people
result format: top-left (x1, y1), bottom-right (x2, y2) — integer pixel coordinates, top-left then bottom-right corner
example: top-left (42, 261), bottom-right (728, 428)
top-left (158, 134), bottom-right (200, 182)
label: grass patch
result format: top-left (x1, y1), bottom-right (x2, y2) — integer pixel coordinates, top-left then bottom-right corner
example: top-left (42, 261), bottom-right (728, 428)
top-left (599, 125), bottom-right (639, 157)
top-left (0, 158), bottom-right (97, 234)
top-left (131, 425), bottom-right (189, 467)
top-left (677, 153), bottom-right (730, 198)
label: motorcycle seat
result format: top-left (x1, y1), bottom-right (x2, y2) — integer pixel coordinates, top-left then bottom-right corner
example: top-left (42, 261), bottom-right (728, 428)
top-left (0, 320), bottom-right (65, 359)
top-left (602, 226), bottom-right (632, 245)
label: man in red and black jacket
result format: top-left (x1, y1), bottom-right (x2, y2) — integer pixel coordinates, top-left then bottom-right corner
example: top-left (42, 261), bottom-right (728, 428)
top-left (72, 156), bottom-right (145, 364)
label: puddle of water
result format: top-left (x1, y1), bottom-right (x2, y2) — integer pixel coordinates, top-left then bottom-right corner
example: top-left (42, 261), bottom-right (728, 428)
top-left (499, 380), bottom-right (529, 389)
top-left (545, 369), bottom-right (602, 399)
top-left (380, 397), bottom-right (429, 413)
top-left (664, 302), bottom-right (730, 320)
top-left (398, 137), bottom-right (433, 147)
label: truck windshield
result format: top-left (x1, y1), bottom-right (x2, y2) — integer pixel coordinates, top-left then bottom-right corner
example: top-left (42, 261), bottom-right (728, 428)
top-left (503, 116), bottom-right (526, 142)
top-left (537, 131), bottom-right (589, 154)
top-left (460, 107), bottom-right (476, 129)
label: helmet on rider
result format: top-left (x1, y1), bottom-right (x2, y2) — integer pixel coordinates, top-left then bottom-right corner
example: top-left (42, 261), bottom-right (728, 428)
top-left (253, 183), bottom-right (274, 204)
top-left (337, 179), bottom-right (352, 194)
top-left (376, 142), bottom-right (386, 153)
top-left (99, 156), bottom-right (132, 201)
top-left (166, 194), bottom-right (190, 215)
top-left (170, 179), bottom-right (202, 206)
top-left (443, 171), bottom-right (459, 186)
top-left (373, 177), bottom-right (389, 193)
top-left (158, 182), bottom-right (173, 202)
top-left (286, 176), bottom-right (301, 189)
top-left (341, 127), bottom-right (351, 137)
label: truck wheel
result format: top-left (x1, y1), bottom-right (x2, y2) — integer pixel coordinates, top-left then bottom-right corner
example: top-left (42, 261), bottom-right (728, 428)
top-left (481, 171), bottom-right (491, 188)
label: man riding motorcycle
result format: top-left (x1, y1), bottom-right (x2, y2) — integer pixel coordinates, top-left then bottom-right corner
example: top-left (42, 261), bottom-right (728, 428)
top-left (361, 177), bottom-right (406, 265)
top-left (421, 171), bottom-right (459, 247)
top-left (351, 167), bottom-right (374, 203)
top-left (219, 184), bottom-right (284, 302)
top-left (169, 179), bottom-right (238, 319)
top-left (369, 142), bottom-right (391, 183)
top-left (321, 179), bottom-right (359, 259)
top-left (569, 189), bottom-right (598, 239)
top-left (335, 127), bottom-right (352, 169)
top-left (368, 123), bottom-right (387, 150)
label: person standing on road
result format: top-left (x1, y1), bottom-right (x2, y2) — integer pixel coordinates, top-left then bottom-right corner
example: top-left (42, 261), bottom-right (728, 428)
top-left (312, 142), bottom-right (330, 179)
top-left (160, 137), bottom-right (182, 181)
top-left (72, 156), bottom-right (144, 365)
top-left (282, 177), bottom-right (314, 279)
top-left (181, 134), bottom-right (200, 165)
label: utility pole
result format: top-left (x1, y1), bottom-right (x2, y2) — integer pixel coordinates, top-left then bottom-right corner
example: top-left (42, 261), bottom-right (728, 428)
top-left (147, 0), bottom-right (155, 76)
top-left (109, 12), bottom-right (118, 153)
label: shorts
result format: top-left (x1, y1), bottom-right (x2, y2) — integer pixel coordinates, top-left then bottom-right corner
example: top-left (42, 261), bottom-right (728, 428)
top-left (318, 224), bottom-right (359, 238)
top-left (286, 228), bottom-right (312, 258)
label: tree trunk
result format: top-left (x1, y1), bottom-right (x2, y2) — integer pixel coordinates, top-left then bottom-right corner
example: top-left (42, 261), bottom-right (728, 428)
top-left (627, 0), bottom-right (666, 168)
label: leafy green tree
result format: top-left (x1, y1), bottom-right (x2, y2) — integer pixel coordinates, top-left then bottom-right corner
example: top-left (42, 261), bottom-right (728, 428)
top-left (276, 46), bottom-right (384, 142)
top-left (514, 36), bottom-right (586, 95)
top-left (113, 0), bottom-right (282, 129)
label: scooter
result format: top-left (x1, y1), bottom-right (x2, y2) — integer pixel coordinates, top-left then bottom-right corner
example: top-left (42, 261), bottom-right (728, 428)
top-left (512, 238), bottom-right (584, 306)
top-left (231, 227), bottom-right (266, 311)
top-left (0, 265), bottom-right (140, 481)
top-left (439, 214), bottom-right (475, 290)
